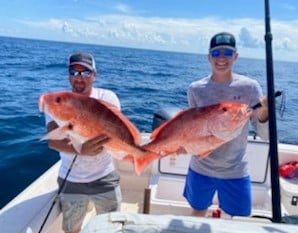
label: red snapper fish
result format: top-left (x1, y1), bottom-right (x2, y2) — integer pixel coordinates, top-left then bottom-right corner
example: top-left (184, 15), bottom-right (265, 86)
top-left (38, 91), bottom-right (159, 175)
top-left (142, 102), bottom-right (252, 159)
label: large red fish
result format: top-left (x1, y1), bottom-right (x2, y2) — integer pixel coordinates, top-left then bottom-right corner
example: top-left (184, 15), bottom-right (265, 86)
top-left (38, 91), bottom-right (159, 175)
top-left (142, 102), bottom-right (252, 159)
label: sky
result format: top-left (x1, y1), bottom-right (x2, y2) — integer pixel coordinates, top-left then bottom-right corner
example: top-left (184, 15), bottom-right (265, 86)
top-left (1, 0), bottom-right (298, 62)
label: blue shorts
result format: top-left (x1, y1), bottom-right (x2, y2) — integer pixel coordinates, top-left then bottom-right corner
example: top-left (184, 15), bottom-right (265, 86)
top-left (183, 168), bottom-right (251, 216)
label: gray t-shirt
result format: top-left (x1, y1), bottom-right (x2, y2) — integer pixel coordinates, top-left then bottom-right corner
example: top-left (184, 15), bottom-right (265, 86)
top-left (187, 73), bottom-right (268, 179)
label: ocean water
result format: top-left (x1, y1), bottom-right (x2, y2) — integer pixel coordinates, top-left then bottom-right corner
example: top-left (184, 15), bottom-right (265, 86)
top-left (0, 36), bottom-right (297, 208)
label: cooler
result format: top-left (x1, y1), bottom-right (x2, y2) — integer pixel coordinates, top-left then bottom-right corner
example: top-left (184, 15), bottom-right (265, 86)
top-left (280, 177), bottom-right (298, 215)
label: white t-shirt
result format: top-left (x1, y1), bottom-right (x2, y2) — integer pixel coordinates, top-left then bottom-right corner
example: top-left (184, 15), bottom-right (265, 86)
top-left (45, 87), bottom-right (121, 182)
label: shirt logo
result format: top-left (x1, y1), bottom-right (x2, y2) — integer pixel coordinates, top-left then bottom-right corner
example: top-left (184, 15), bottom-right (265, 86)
top-left (233, 95), bottom-right (241, 100)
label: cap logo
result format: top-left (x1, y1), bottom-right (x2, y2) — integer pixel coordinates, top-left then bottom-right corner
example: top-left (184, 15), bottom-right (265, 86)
top-left (68, 52), bottom-right (96, 71)
top-left (210, 32), bottom-right (236, 50)
top-left (81, 57), bottom-right (91, 65)
top-left (215, 35), bottom-right (232, 44)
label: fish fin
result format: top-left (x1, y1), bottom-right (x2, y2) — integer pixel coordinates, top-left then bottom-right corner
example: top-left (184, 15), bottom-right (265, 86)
top-left (40, 126), bottom-right (68, 141)
top-left (134, 152), bottom-right (161, 175)
top-left (151, 109), bottom-right (190, 140)
top-left (41, 124), bottom-right (83, 154)
top-left (70, 138), bottom-right (83, 153)
top-left (123, 155), bottom-right (135, 164)
top-left (97, 99), bottom-right (141, 144)
top-left (175, 146), bottom-right (187, 155)
top-left (197, 150), bottom-right (213, 159)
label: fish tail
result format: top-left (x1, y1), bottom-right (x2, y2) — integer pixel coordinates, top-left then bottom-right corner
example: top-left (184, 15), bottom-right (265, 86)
top-left (134, 151), bottom-right (161, 175)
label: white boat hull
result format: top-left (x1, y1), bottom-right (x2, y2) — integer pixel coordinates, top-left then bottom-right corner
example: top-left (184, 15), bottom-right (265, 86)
top-left (1, 135), bottom-right (297, 233)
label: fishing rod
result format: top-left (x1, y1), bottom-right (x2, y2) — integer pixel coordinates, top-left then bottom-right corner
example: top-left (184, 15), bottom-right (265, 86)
top-left (264, 0), bottom-right (282, 223)
top-left (38, 154), bottom-right (78, 233)
top-left (251, 90), bottom-right (282, 110)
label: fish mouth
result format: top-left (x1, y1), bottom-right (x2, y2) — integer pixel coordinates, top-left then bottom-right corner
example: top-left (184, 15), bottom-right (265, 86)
top-left (245, 107), bottom-right (254, 118)
top-left (238, 104), bottom-right (252, 117)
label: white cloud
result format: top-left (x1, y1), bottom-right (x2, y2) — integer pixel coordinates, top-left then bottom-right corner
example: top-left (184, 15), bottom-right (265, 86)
top-left (238, 27), bottom-right (262, 48)
top-left (115, 3), bottom-right (132, 14)
top-left (19, 18), bottom-right (63, 30)
top-left (16, 14), bottom-right (298, 62)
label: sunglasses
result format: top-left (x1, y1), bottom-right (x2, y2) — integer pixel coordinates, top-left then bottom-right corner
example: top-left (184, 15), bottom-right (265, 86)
top-left (210, 48), bottom-right (235, 58)
top-left (69, 69), bottom-right (93, 78)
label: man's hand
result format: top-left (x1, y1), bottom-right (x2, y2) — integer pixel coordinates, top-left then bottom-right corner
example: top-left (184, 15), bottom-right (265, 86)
top-left (80, 134), bottom-right (110, 155)
top-left (257, 96), bottom-right (269, 123)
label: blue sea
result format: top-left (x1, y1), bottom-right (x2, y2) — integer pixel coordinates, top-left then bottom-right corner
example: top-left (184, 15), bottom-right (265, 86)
top-left (0, 36), bottom-right (297, 208)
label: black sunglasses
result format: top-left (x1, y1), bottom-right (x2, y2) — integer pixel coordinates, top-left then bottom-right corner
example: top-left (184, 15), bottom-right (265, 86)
top-left (69, 69), bottom-right (93, 78)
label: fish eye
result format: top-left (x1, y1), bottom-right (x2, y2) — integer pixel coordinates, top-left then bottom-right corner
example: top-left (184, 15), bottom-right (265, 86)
top-left (68, 123), bottom-right (73, 130)
top-left (56, 97), bottom-right (61, 103)
top-left (222, 107), bottom-right (227, 112)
